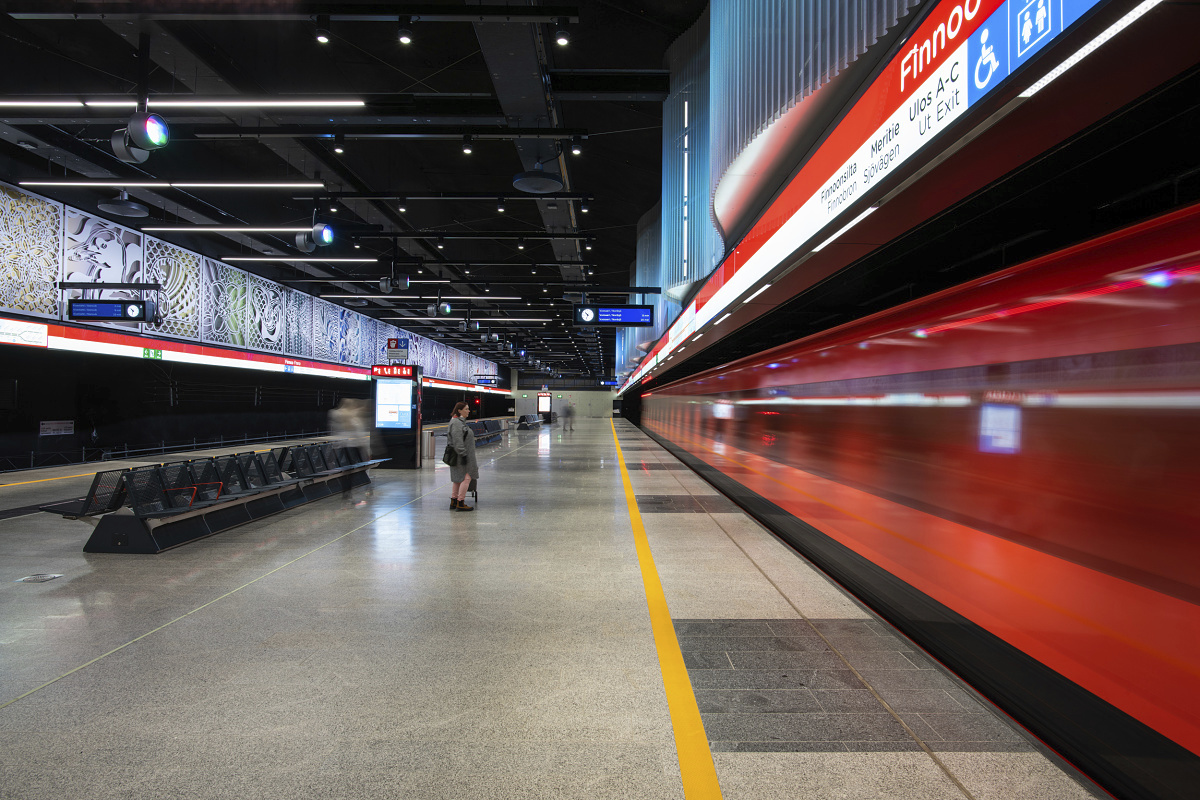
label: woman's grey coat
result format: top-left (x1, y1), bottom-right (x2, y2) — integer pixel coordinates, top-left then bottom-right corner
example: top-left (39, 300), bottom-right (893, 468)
top-left (447, 416), bottom-right (479, 484)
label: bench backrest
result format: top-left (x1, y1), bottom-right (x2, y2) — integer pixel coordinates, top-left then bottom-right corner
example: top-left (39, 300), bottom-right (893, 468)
top-left (80, 468), bottom-right (129, 515)
top-left (332, 444), bottom-right (352, 467)
top-left (187, 459), bottom-right (224, 500)
top-left (260, 451), bottom-right (287, 485)
top-left (484, 420), bottom-right (502, 434)
top-left (307, 445), bottom-right (330, 472)
top-left (159, 462), bottom-right (198, 508)
top-left (290, 447), bottom-right (315, 477)
top-left (214, 455), bottom-right (249, 493)
top-left (320, 443), bottom-right (342, 469)
top-left (127, 464), bottom-right (174, 514)
top-left (236, 453), bottom-right (268, 489)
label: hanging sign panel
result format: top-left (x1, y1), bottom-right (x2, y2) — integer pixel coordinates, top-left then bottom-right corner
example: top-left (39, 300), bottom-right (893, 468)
top-left (573, 305), bottom-right (654, 326)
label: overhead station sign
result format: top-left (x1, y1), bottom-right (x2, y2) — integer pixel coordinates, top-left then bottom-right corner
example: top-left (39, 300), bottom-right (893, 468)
top-left (626, 0), bottom-right (1114, 391)
top-left (573, 305), bottom-right (654, 327)
top-left (68, 299), bottom-right (153, 322)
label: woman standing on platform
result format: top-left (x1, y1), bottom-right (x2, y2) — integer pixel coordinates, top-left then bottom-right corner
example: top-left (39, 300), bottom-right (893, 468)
top-left (447, 401), bottom-right (478, 512)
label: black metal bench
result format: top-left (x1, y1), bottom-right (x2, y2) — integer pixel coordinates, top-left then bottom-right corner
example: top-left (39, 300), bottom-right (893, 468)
top-left (38, 468), bottom-right (129, 519)
top-left (516, 414), bottom-right (542, 430)
top-left (466, 420), bottom-right (502, 445)
top-left (69, 441), bottom-right (387, 554)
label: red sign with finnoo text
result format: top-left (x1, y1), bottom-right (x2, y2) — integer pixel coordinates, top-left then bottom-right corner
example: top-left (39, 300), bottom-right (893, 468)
top-left (372, 364), bottom-right (414, 377)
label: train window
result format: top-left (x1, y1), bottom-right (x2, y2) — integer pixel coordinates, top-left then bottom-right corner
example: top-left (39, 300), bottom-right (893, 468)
top-left (979, 403), bottom-right (1021, 454)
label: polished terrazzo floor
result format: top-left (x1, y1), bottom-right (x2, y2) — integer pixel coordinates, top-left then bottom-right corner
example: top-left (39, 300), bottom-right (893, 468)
top-left (0, 419), bottom-right (1102, 799)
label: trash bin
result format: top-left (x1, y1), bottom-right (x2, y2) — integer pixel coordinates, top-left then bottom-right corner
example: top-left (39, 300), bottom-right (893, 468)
top-left (423, 431), bottom-right (437, 459)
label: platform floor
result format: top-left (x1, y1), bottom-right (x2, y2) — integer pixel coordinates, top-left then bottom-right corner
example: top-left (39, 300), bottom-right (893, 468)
top-left (0, 419), bottom-right (1102, 799)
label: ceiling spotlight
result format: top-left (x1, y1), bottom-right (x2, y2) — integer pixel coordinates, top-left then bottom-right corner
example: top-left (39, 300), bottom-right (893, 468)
top-left (398, 17), bottom-right (413, 45)
top-left (436, 236), bottom-right (445, 249)
top-left (517, 238), bottom-right (526, 250)
top-left (97, 189), bottom-right (148, 218)
top-left (296, 222), bottom-right (334, 253)
top-left (438, 301), bottom-right (453, 316)
top-left (585, 240), bottom-right (593, 250)
top-left (111, 112), bottom-right (170, 163)
top-left (555, 23), bottom-right (570, 46)
top-left (315, 15), bottom-right (331, 43)
top-left (333, 133), bottom-right (345, 154)
top-left (398, 202), bottom-right (407, 213)
top-left (497, 198), bottom-right (506, 213)
top-left (570, 135), bottom-right (582, 155)
top-left (580, 202), bottom-right (589, 213)
top-left (462, 134), bottom-right (473, 155)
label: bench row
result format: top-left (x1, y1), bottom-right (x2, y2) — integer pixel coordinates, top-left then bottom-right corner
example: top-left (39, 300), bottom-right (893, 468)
top-left (41, 441), bottom-right (385, 554)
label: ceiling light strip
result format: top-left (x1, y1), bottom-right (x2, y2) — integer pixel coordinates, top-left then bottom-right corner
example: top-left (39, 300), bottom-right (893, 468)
top-left (20, 181), bottom-right (325, 189)
top-left (223, 257), bottom-right (379, 263)
top-left (83, 99), bottom-right (366, 108)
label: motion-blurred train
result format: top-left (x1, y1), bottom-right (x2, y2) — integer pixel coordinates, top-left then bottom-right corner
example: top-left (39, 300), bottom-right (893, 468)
top-left (642, 202), bottom-right (1200, 796)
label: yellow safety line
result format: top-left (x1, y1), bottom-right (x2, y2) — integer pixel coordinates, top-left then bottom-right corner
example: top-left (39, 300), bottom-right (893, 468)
top-left (0, 472), bottom-right (94, 488)
top-left (610, 419), bottom-right (723, 800)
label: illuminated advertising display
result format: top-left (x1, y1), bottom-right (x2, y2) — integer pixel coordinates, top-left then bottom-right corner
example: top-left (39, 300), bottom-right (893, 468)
top-left (537, 392), bottom-right (552, 413)
top-left (375, 378), bottom-right (414, 429)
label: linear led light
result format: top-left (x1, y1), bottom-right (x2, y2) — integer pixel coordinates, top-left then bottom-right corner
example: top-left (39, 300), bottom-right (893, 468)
top-left (21, 181), bottom-right (325, 189)
top-left (84, 99), bottom-right (366, 108)
top-left (1020, 0), bottom-right (1162, 97)
top-left (145, 227), bottom-right (309, 232)
top-left (224, 257), bottom-right (378, 263)
top-left (381, 317), bottom-right (552, 322)
top-left (322, 294), bottom-right (523, 300)
top-left (714, 312), bottom-right (732, 325)
top-left (811, 207), bottom-right (876, 252)
top-left (742, 283), bottom-right (772, 304)
top-left (0, 100), bottom-right (84, 107)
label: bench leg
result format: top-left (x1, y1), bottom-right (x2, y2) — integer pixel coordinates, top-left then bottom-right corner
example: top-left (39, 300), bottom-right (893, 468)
top-left (84, 515), bottom-right (162, 554)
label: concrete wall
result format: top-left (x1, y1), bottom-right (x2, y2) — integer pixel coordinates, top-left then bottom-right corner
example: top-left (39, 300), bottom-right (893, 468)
top-left (512, 389), bottom-right (616, 418)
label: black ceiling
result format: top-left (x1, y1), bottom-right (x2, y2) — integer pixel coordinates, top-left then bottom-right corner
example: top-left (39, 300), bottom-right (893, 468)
top-left (0, 1), bottom-right (708, 379)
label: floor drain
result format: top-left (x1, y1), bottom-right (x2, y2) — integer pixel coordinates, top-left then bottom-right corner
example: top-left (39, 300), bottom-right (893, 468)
top-left (16, 574), bottom-right (63, 583)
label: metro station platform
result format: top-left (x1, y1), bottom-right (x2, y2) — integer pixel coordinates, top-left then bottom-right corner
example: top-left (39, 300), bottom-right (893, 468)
top-left (0, 419), bottom-right (1103, 799)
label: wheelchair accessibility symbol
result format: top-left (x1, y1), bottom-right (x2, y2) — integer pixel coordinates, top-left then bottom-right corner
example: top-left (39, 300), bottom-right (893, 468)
top-left (975, 28), bottom-right (1000, 90)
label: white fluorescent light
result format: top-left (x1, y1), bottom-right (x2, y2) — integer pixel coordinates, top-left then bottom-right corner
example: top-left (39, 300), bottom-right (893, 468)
top-left (21, 181), bottom-right (324, 189)
top-left (0, 101), bottom-right (83, 107)
top-left (84, 99), bottom-right (366, 108)
top-left (693, 333), bottom-right (704, 340)
top-left (323, 294), bottom-right (523, 300)
top-left (224, 257), bottom-right (378, 263)
top-left (1020, 0), bottom-right (1163, 98)
top-left (715, 313), bottom-right (732, 325)
top-left (742, 283), bottom-right (772, 304)
top-left (146, 227), bottom-right (308, 233)
top-left (811, 206), bottom-right (877, 252)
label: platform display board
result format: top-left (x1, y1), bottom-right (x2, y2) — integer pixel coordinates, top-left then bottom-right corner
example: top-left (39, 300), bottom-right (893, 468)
top-left (573, 305), bottom-right (654, 326)
top-left (372, 364), bottom-right (422, 468)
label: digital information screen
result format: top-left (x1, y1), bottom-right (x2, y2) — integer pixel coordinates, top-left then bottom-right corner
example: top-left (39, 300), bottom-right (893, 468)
top-left (68, 299), bottom-right (147, 322)
top-left (537, 392), bottom-right (551, 413)
top-left (476, 376), bottom-right (499, 386)
top-left (573, 305), bottom-right (654, 327)
top-left (375, 378), bottom-right (414, 429)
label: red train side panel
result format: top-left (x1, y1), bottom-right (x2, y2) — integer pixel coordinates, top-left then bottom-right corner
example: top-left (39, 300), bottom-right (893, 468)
top-left (645, 203), bottom-right (1200, 758)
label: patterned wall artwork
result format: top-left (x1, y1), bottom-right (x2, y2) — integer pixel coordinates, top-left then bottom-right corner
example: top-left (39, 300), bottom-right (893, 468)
top-left (358, 316), bottom-right (377, 366)
top-left (62, 210), bottom-right (144, 331)
top-left (0, 184), bottom-right (499, 379)
top-left (201, 258), bottom-right (248, 347)
top-left (246, 273), bottom-right (285, 352)
top-left (283, 287), bottom-right (312, 358)
top-left (311, 298), bottom-right (341, 363)
top-left (143, 236), bottom-right (201, 340)
top-left (0, 183), bottom-right (62, 320)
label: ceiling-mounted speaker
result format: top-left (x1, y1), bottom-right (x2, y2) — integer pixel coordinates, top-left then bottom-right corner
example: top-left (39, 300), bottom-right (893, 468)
top-left (97, 190), bottom-right (148, 218)
top-left (512, 161), bottom-right (564, 194)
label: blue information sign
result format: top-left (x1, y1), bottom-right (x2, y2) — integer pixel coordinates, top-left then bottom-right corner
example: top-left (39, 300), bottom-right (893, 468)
top-left (68, 299), bottom-right (148, 322)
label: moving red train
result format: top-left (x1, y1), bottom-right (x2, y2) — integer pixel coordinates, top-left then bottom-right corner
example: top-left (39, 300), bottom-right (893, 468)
top-left (642, 202), bottom-right (1200, 798)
